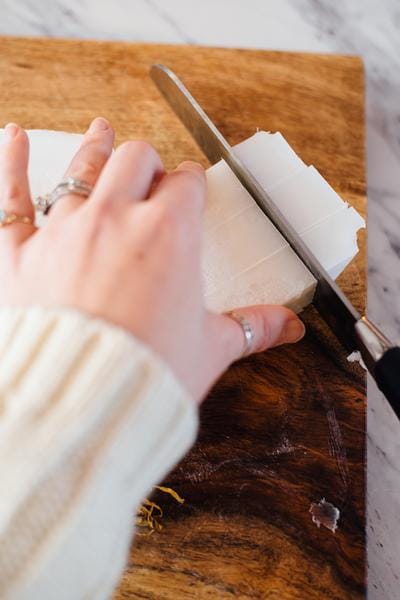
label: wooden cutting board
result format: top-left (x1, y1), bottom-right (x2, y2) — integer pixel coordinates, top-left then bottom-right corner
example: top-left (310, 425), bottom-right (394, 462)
top-left (0, 37), bottom-right (366, 598)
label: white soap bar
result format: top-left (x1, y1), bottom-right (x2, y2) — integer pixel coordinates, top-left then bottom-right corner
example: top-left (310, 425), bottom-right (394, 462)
top-left (301, 207), bottom-right (365, 278)
top-left (203, 202), bottom-right (286, 294)
top-left (203, 131), bottom-right (364, 313)
top-left (0, 129), bottom-right (364, 315)
top-left (0, 130), bottom-right (83, 198)
top-left (204, 246), bottom-right (316, 314)
top-left (266, 165), bottom-right (348, 233)
top-left (234, 131), bottom-right (305, 189)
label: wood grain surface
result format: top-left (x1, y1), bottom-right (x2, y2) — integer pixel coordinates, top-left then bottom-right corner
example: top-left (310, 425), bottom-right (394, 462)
top-left (0, 37), bottom-right (366, 599)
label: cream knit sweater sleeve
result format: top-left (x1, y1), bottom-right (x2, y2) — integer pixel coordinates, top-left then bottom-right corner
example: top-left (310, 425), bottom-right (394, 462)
top-left (0, 306), bottom-right (198, 600)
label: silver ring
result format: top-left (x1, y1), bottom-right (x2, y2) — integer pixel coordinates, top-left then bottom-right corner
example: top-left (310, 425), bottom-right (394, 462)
top-left (34, 177), bottom-right (93, 214)
top-left (225, 311), bottom-right (255, 358)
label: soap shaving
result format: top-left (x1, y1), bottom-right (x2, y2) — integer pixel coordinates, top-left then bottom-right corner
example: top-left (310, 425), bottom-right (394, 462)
top-left (347, 351), bottom-right (367, 370)
top-left (309, 498), bottom-right (340, 533)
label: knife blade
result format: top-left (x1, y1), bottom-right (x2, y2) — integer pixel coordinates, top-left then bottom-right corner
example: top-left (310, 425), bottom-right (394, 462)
top-left (150, 63), bottom-right (400, 417)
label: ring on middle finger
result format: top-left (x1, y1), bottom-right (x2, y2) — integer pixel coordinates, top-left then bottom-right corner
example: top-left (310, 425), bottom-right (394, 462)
top-left (34, 177), bottom-right (93, 214)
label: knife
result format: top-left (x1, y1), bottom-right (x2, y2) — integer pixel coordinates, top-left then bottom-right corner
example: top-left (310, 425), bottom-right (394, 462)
top-left (150, 63), bottom-right (400, 419)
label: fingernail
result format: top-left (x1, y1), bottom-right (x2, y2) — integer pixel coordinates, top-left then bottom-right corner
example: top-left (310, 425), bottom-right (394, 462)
top-left (279, 318), bottom-right (306, 345)
top-left (88, 117), bottom-right (109, 132)
top-left (4, 123), bottom-right (19, 139)
top-left (177, 161), bottom-right (205, 175)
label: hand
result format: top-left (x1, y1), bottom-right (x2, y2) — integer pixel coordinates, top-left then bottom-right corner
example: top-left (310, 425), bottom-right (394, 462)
top-left (0, 117), bottom-right (305, 402)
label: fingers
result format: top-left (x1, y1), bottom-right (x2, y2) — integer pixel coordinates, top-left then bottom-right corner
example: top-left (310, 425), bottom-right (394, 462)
top-left (151, 161), bottom-right (206, 222)
top-left (210, 304), bottom-right (306, 368)
top-left (89, 140), bottom-right (164, 209)
top-left (49, 117), bottom-right (114, 219)
top-left (0, 123), bottom-right (36, 246)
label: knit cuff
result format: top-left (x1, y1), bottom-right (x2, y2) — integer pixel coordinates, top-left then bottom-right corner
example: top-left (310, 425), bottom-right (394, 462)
top-left (0, 305), bottom-right (198, 530)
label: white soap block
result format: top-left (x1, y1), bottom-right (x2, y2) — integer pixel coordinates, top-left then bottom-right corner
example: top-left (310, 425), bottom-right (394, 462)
top-left (203, 131), bottom-right (364, 313)
top-left (234, 131), bottom-right (305, 189)
top-left (203, 202), bottom-right (286, 294)
top-left (266, 165), bottom-right (348, 233)
top-left (0, 129), bottom-right (83, 199)
top-left (204, 131), bottom-right (306, 234)
top-left (203, 159), bottom-right (253, 230)
top-left (205, 245), bottom-right (316, 314)
top-left (301, 206), bottom-right (365, 277)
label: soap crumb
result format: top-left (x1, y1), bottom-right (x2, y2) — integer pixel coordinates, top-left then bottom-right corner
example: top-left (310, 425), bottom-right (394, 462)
top-left (271, 435), bottom-right (295, 456)
top-left (347, 351), bottom-right (367, 370)
top-left (309, 498), bottom-right (340, 533)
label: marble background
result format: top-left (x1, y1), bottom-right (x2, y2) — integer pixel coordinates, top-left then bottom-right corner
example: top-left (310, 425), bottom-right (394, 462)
top-left (0, 0), bottom-right (399, 597)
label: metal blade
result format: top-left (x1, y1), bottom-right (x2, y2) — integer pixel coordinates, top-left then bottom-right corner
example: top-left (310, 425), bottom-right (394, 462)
top-left (150, 63), bottom-right (361, 352)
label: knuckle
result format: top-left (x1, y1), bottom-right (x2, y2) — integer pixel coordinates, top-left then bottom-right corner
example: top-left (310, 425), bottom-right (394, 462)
top-left (80, 156), bottom-right (104, 180)
top-left (179, 163), bottom-right (205, 184)
top-left (260, 314), bottom-right (272, 350)
top-left (69, 143), bottom-right (110, 180)
top-left (88, 140), bottom-right (111, 163)
top-left (91, 198), bottom-right (115, 223)
top-left (85, 159), bottom-right (100, 180)
top-left (146, 204), bottom-right (186, 251)
top-left (166, 170), bottom-right (205, 213)
top-left (173, 167), bottom-right (203, 188)
top-left (2, 181), bottom-right (23, 203)
top-left (117, 140), bottom-right (158, 162)
top-left (177, 166), bottom-right (206, 196)
top-left (156, 202), bottom-right (181, 228)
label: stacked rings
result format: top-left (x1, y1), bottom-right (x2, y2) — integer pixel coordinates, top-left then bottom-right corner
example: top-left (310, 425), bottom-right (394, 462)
top-left (34, 177), bottom-right (93, 214)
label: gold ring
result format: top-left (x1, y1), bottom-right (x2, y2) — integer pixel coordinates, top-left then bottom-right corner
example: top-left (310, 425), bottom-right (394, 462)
top-left (0, 209), bottom-right (34, 227)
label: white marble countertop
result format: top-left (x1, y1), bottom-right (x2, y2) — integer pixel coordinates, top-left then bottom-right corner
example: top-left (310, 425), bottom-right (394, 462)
top-left (1, 1), bottom-right (399, 597)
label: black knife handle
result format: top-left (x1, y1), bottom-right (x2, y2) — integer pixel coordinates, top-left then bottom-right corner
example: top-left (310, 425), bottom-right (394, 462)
top-left (355, 318), bottom-right (400, 420)
top-left (375, 347), bottom-right (400, 419)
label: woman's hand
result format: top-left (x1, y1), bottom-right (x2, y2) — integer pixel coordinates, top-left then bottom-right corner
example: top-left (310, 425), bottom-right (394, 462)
top-left (0, 118), bottom-right (305, 402)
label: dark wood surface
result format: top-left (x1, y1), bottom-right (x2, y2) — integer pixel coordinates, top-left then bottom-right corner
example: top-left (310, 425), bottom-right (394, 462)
top-left (0, 37), bottom-right (366, 598)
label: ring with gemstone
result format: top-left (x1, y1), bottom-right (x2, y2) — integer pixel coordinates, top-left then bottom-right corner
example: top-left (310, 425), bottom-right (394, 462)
top-left (0, 209), bottom-right (34, 227)
top-left (225, 310), bottom-right (255, 358)
top-left (34, 177), bottom-right (93, 214)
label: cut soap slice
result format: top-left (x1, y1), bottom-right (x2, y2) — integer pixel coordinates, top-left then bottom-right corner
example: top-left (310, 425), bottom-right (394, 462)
top-left (234, 132), bottom-right (305, 189)
top-left (265, 165), bottom-right (350, 233)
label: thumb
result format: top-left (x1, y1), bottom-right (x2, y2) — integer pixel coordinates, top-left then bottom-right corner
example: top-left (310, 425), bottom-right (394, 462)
top-left (212, 304), bottom-right (306, 367)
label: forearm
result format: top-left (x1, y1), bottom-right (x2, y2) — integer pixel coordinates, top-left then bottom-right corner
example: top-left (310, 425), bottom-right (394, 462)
top-left (0, 306), bottom-right (198, 599)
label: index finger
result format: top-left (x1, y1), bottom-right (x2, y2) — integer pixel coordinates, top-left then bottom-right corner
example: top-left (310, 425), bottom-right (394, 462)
top-left (49, 117), bottom-right (114, 219)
